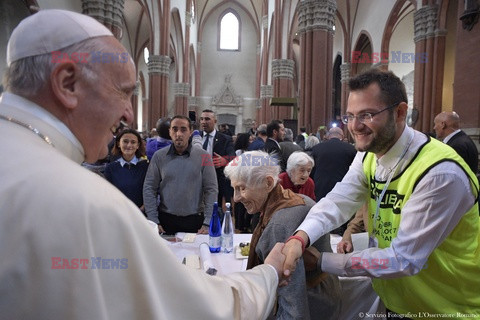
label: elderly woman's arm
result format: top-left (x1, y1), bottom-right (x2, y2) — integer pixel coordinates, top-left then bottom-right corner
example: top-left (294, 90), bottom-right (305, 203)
top-left (256, 219), bottom-right (310, 319)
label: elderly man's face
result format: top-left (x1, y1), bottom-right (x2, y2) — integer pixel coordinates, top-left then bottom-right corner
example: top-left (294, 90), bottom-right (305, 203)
top-left (289, 163), bottom-right (313, 186)
top-left (433, 115), bottom-right (446, 140)
top-left (231, 179), bottom-right (269, 214)
top-left (76, 37), bottom-right (136, 162)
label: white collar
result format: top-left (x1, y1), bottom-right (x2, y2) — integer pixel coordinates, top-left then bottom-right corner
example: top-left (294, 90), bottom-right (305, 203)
top-left (443, 129), bottom-right (461, 144)
top-left (203, 129), bottom-right (217, 137)
top-left (0, 92), bottom-right (84, 163)
top-left (118, 156), bottom-right (139, 167)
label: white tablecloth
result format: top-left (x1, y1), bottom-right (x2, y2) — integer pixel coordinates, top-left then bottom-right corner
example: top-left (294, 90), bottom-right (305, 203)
top-left (167, 233), bottom-right (385, 319)
top-left (166, 233), bottom-right (251, 275)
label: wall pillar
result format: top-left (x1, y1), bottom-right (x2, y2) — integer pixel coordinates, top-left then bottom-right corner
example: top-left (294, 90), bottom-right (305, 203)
top-left (82, 0), bottom-right (125, 39)
top-left (271, 59), bottom-right (295, 121)
top-left (297, 0), bottom-right (336, 133)
top-left (260, 84), bottom-right (273, 123)
top-left (147, 54), bottom-right (171, 129)
top-left (413, 5), bottom-right (439, 133)
top-left (173, 82), bottom-right (190, 116)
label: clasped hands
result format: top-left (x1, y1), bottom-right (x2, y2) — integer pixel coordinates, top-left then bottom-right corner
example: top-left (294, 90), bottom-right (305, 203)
top-left (266, 232), bottom-right (319, 287)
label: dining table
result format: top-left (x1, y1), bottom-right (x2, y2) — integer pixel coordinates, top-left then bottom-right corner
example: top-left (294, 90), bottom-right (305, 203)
top-left (165, 232), bottom-right (385, 319)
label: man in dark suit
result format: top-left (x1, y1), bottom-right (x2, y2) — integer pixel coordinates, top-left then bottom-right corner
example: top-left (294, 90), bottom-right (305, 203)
top-left (200, 109), bottom-right (236, 208)
top-left (310, 127), bottom-right (357, 234)
top-left (434, 111), bottom-right (479, 174)
top-left (264, 119), bottom-right (285, 158)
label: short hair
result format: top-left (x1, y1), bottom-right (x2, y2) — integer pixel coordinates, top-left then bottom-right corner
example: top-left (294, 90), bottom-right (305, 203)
top-left (155, 117), bottom-right (171, 139)
top-left (266, 120), bottom-right (283, 138)
top-left (348, 69), bottom-right (407, 108)
top-left (304, 136), bottom-right (320, 150)
top-left (286, 151), bottom-right (314, 177)
top-left (3, 37), bottom-right (105, 97)
top-left (284, 128), bottom-right (294, 142)
top-left (224, 150), bottom-right (280, 189)
top-left (201, 109), bottom-right (215, 114)
top-left (234, 133), bottom-right (251, 151)
top-left (170, 115), bottom-right (192, 129)
top-left (112, 128), bottom-right (145, 158)
top-left (256, 124), bottom-right (267, 135)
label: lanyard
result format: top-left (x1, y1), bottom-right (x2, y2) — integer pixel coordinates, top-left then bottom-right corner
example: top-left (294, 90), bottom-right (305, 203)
top-left (369, 134), bottom-right (414, 246)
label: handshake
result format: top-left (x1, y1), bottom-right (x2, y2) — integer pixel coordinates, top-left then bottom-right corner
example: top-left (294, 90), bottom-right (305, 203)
top-left (264, 233), bottom-right (315, 287)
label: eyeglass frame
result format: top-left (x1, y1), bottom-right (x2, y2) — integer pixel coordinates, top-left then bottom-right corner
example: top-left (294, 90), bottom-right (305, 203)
top-left (341, 102), bottom-right (400, 125)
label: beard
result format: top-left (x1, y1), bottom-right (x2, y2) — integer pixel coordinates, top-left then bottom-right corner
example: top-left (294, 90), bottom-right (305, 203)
top-left (355, 112), bottom-right (397, 154)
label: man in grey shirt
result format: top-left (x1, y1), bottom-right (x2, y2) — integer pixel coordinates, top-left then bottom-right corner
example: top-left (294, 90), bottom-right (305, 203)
top-left (143, 115), bottom-right (218, 235)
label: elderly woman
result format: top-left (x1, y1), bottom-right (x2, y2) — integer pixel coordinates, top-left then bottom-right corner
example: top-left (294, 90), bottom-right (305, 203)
top-left (224, 151), bottom-right (340, 319)
top-left (279, 151), bottom-right (316, 201)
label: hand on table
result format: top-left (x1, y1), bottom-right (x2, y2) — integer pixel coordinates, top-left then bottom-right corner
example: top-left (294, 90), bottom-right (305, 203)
top-left (197, 225), bottom-right (209, 234)
top-left (158, 224), bottom-right (166, 234)
top-left (336, 239), bottom-right (353, 253)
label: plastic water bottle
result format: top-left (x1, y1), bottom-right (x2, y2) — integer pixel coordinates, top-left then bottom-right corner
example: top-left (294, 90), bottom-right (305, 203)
top-left (221, 203), bottom-right (234, 253)
top-left (209, 202), bottom-right (221, 253)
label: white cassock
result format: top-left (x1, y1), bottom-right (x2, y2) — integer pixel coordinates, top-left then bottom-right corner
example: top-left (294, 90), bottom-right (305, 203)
top-left (0, 92), bottom-right (277, 320)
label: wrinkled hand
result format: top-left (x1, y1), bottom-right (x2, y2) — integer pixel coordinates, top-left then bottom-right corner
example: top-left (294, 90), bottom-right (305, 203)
top-left (336, 239), bottom-right (353, 253)
top-left (158, 224), bottom-right (166, 234)
top-left (197, 225), bottom-right (209, 234)
top-left (303, 247), bottom-right (321, 272)
top-left (212, 152), bottom-right (228, 168)
top-left (264, 243), bottom-right (286, 284)
top-left (281, 236), bottom-right (304, 285)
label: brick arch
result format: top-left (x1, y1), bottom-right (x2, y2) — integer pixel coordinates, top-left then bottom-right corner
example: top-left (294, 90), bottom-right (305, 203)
top-left (381, 0), bottom-right (417, 65)
top-left (352, 31), bottom-right (373, 75)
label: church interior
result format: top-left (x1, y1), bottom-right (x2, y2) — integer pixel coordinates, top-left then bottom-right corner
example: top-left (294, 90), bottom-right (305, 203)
top-left (1, 0), bottom-right (479, 149)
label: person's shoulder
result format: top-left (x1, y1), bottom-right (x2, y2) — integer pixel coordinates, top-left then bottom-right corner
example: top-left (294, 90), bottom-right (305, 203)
top-left (137, 159), bottom-right (149, 168)
top-left (215, 131), bottom-right (230, 140)
top-left (105, 160), bottom-right (120, 170)
top-left (153, 145), bottom-right (170, 157)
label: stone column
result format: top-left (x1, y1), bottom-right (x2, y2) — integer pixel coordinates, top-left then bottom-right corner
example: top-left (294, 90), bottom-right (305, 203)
top-left (413, 5), bottom-right (439, 133)
top-left (82, 0), bottom-right (124, 39)
top-left (298, 0), bottom-right (336, 133)
top-left (259, 14), bottom-right (270, 123)
top-left (131, 80), bottom-right (140, 130)
top-left (260, 84), bottom-right (273, 123)
top-left (173, 82), bottom-right (191, 116)
top-left (272, 59), bottom-right (295, 121)
top-left (183, 1), bottom-right (192, 85)
top-left (340, 63), bottom-right (351, 116)
top-left (148, 55), bottom-right (171, 129)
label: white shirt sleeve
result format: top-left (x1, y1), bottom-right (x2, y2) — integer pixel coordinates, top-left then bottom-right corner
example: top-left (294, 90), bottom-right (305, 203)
top-left (298, 151), bottom-right (369, 242)
top-left (321, 161), bottom-right (476, 278)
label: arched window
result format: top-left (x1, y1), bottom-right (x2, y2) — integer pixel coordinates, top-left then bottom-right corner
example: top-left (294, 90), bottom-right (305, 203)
top-left (219, 11), bottom-right (240, 51)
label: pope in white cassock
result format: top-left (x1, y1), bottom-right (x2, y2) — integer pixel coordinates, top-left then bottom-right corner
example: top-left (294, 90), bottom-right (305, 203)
top-left (0, 9), bottom-right (285, 319)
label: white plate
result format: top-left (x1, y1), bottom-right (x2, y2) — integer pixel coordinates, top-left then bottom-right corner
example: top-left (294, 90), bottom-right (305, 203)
top-left (235, 245), bottom-right (249, 259)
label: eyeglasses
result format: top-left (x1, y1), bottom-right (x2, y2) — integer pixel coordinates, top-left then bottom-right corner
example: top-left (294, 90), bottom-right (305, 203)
top-left (341, 103), bottom-right (399, 124)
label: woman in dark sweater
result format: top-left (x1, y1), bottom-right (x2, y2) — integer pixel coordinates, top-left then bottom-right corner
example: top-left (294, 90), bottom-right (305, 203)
top-left (105, 129), bottom-right (149, 213)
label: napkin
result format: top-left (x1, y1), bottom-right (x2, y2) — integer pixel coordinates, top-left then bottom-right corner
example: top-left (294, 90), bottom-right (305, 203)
top-left (199, 242), bottom-right (217, 275)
